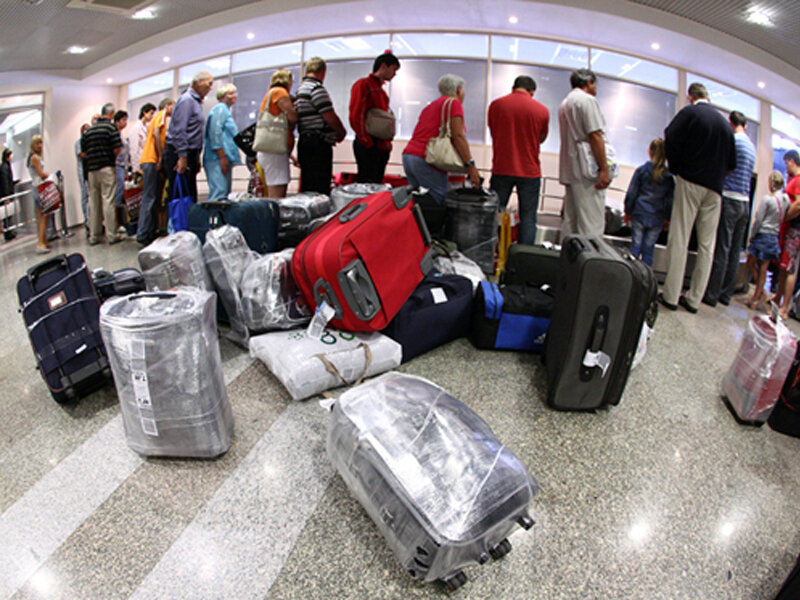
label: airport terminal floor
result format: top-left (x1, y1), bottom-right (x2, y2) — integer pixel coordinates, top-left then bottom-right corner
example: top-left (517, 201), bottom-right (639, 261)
top-left (2, 228), bottom-right (800, 599)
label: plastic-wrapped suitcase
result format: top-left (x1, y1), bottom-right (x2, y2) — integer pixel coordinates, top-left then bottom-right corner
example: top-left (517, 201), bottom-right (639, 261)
top-left (382, 272), bottom-right (473, 362)
top-left (291, 186), bottom-right (434, 332)
top-left (330, 182), bottom-right (391, 212)
top-left (545, 235), bottom-right (658, 410)
top-left (100, 289), bottom-right (234, 457)
top-left (432, 248), bottom-right (487, 292)
top-left (470, 281), bottom-right (553, 352)
top-left (328, 372), bottom-right (538, 590)
top-left (138, 231), bottom-right (213, 292)
top-left (249, 329), bottom-right (401, 400)
top-left (444, 187), bottom-right (499, 275)
top-left (92, 268), bottom-right (146, 303)
top-left (279, 193), bottom-right (332, 225)
top-left (721, 315), bottom-right (796, 424)
top-left (17, 253), bottom-right (111, 403)
top-left (187, 198), bottom-right (279, 254)
top-left (240, 249), bottom-right (311, 332)
top-left (203, 225), bottom-right (255, 347)
top-left (502, 243), bottom-right (561, 288)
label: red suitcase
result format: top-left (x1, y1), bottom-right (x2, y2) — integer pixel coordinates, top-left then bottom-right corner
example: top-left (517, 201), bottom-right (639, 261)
top-left (291, 186), bottom-right (433, 331)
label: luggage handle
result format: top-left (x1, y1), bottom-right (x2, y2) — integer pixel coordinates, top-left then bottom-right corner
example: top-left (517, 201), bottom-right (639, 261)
top-left (337, 259), bottom-right (381, 321)
top-left (127, 292), bottom-right (177, 301)
top-left (314, 342), bottom-right (372, 388)
top-left (410, 203), bottom-right (432, 247)
top-left (199, 200), bottom-right (233, 209)
top-left (580, 306), bottom-right (611, 380)
top-left (339, 202), bottom-right (367, 223)
top-left (391, 186), bottom-right (413, 210)
top-left (27, 254), bottom-right (70, 285)
top-left (313, 279), bottom-right (343, 319)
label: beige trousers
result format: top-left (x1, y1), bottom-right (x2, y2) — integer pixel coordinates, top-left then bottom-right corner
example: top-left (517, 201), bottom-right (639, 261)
top-left (87, 166), bottom-right (117, 243)
top-left (561, 179), bottom-right (606, 237)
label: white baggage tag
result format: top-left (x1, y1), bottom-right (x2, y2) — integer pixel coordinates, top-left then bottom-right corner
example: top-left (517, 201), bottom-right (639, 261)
top-left (582, 350), bottom-right (612, 377)
top-left (430, 287), bottom-right (448, 304)
top-left (306, 301), bottom-right (336, 339)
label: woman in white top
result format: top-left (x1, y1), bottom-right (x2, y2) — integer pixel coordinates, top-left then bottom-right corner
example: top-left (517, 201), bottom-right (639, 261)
top-left (26, 135), bottom-right (51, 254)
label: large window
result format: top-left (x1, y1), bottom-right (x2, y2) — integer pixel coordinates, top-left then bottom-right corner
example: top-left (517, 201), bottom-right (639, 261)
top-left (772, 106), bottom-right (800, 142)
top-left (178, 57), bottom-right (231, 85)
top-left (128, 70), bottom-right (173, 100)
top-left (590, 49), bottom-right (677, 91)
top-left (392, 33), bottom-right (488, 59)
top-left (322, 60), bottom-right (373, 139)
top-left (686, 73), bottom-right (759, 120)
top-left (492, 36), bottom-right (588, 70)
top-left (232, 42), bottom-right (301, 74)
top-left (0, 94), bottom-right (44, 185)
top-left (305, 34), bottom-right (390, 61)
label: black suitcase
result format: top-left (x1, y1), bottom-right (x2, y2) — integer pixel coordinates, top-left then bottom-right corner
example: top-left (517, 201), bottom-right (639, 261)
top-left (545, 235), bottom-right (657, 410)
top-left (470, 282), bottom-right (553, 352)
top-left (768, 344), bottom-right (800, 438)
top-left (188, 198), bottom-right (279, 254)
top-left (17, 253), bottom-right (111, 403)
top-left (444, 187), bottom-right (499, 275)
top-left (502, 243), bottom-right (560, 288)
top-left (413, 191), bottom-right (448, 240)
top-left (382, 271), bottom-right (473, 362)
top-left (92, 267), bottom-right (146, 303)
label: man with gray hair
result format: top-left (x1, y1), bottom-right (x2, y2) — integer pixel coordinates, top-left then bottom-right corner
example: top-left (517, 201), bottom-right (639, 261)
top-left (164, 70), bottom-right (214, 203)
top-left (558, 69), bottom-right (611, 237)
top-left (80, 102), bottom-right (123, 244)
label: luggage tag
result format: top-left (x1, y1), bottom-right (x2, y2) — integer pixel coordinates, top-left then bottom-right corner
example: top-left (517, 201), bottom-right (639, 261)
top-left (306, 300), bottom-right (336, 340)
top-left (430, 287), bottom-right (448, 304)
top-left (583, 350), bottom-right (611, 377)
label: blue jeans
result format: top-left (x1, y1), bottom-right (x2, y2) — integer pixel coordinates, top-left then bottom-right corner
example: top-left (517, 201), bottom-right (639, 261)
top-left (136, 162), bottom-right (161, 244)
top-left (402, 153), bottom-right (448, 203)
top-left (115, 165), bottom-right (125, 207)
top-left (631, 220), bottom-right (661, 266)
top-left (490, 174), bottom-right (541, 245)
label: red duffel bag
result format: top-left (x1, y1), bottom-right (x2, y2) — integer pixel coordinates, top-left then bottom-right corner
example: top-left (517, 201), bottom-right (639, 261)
top-left (291, 186), bottom-right (433, 332)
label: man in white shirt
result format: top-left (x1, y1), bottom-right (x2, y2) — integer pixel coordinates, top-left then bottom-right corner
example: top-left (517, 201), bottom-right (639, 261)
top-left (128, 103), bottom-right (156, 173)
top-left (558, 69), bottom-right (611, 236)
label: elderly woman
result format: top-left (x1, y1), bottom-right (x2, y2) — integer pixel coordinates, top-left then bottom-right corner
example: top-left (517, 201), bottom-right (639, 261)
top-left (203, 84), bottom-right (242, 200)
top-left (402, 73), bottom-right (481, 203)
top-left (257, 69), bottom-right (298, 198)
top-left (26, 136), bottom-right (51, 253)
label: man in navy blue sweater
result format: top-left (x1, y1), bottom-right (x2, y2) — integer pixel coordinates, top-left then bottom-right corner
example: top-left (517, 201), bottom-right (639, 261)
top-left (659, 83), bottom-right (737, 313)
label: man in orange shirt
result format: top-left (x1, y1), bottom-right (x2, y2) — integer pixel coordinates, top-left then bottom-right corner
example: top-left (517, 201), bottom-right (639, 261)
top-left (136, 98), bottom-right (174, 245)
top-left (488, 75), bottom-right (549, 244)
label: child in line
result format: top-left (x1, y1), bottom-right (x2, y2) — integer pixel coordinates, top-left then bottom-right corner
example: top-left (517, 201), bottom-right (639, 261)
top-left (746, 170), bottom-right (790, 310)
top-left (624, 138), bottom-right (674, 266)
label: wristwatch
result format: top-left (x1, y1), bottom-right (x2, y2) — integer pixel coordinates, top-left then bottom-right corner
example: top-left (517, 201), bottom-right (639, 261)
top-left (465, 159), bottom-right (475, 168)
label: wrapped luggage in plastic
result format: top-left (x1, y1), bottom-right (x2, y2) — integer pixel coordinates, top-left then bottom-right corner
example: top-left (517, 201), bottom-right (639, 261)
top-left (330, 182), bottom-right (391, 212)
top-left (432, 249), bottom-right (487, 292)
top-left (444, 188), bottom-right (499, 275)
top-left (249, 329), bottom-right (401, 401)
top-left (279, 193), bottom-right (333, 225)
top-left (721, 315), bottom-right (797, 424)
top-left (328, 372), bottom-right (538, 590)
top-left (99, 289), bottom-right (234, 458)
top-left (203, 225), bottom-right (256, 347)
top-left (240, 249), bottom-right (311, 331)
top-left (137, 231), bottom-right (212, 292)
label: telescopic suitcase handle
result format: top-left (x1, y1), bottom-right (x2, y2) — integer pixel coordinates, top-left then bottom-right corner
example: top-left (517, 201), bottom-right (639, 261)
top-left (27, 254), bottom-right (70, 285)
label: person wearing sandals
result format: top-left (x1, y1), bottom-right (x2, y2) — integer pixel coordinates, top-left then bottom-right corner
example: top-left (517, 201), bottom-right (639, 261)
top-left (746, 171), bottom-right (790, 311)
top-left (26, 136), bottom-right (52, 254)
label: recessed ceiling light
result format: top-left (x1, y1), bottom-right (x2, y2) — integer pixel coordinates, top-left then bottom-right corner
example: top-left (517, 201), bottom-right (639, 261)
top-left (66, 45), bottom-right (88, 55)
top-left (757, 81), bottom-right (766, 89)
top-left (364, 15), bottom-right (374, 23)
top-left (745, 6), bottom-right (775, 27)
top-left (106, 78), bottom-right (113, 84)
top-left (131, 7), bottom-right (156, 20)
top-left (508, 16), bottom-right (519, 24)
top-left (246, 32), bottom-right (255, 40)
top-left (162, 56), bottom-right (170, 63)
top-left (651, 42), bottom-right (660, 50)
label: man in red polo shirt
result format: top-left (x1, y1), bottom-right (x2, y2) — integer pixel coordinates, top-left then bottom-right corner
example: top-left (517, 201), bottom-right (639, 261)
top-left (488, 75), bottom-right (549, 244)
top-left (349, 51), bottom-right (400, 183)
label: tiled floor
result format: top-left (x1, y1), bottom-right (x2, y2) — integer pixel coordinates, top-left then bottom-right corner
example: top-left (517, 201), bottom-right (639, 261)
top-left (2, 228), bottom-right (800, 599)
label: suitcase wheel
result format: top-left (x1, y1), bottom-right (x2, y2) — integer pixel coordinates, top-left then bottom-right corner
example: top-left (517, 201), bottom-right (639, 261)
top-left (440, 570), bottom-right (467, 592)
top-left (517, 515), bottom-right (535, 530)
top-left (489, 538), bottom-right (512, 560)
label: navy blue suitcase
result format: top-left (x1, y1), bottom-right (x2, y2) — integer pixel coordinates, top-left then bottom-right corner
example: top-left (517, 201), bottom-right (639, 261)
top-left (17, 253), bottom-right (111, 403)
top-left (188, 199), bottom-right (279, 254)
top-left (470, 281), bottom-right (553, 352)
top-left (92, 267), bottom-right (146, 303)
top-left (382, 272), bottom-right (473, 362)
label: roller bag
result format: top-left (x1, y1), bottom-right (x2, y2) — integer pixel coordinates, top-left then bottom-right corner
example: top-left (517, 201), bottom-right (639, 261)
top-left (444, 187), bottom-right (499, 275)
top-left (92, 268), bottom-right (146, 303)
top-left (328, 372), bottom-right (538, 591)
top-left (277, 193), bottom-right (333, 249)
top-left (545, 235), bottom-right (657, 410)
top-left (768, 344), bottom-right (800, 438)
top-left (721, 315), bottom-right (797, 424)
top-left (330, 182), bottom-right (391, 212)
top-left (413, 191), bottom-right (447, 240)
top-left (187, 198), bottom-right (279, 254)
top-left (470, 281), bottom-right (553, 352)
top-left (382, 272), bottom-right (473, 362)
top-left (240, 249), bottom-right (311, 331)
top-left (100, 289), bottom-right (234, 457)
top-left (291, 186), bottom-right (434, 332)
top-left (17, 253), bottom-right (111, 403)
top-left (502, 243), bottom-right (561, 288)
top-left (138, 231), bottom-right (213, 292)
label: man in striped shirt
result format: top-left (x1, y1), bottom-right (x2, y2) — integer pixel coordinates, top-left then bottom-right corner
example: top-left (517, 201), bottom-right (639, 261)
top-left (702, 110), bottom-right (756, 307)
top-left (294, 57), bottom-right (346, 194)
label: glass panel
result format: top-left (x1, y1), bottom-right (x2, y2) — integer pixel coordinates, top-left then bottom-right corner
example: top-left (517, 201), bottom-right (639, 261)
top-left (0, 108), bottom-right (42, 183)
top-left (595, 76), bottom-right (677, 167)
top-left (772, 133), bottom-right (800, 179)
top-left (491, 36), bottom-right (588, 69)
top-left (391, 33), bottom-right (488, 59)
top-left (590, 49), bottom-right (677, 91)
top-left (390, 59), bottom-right (487, 144)
top-left (686, 73), bottom-right (759, 120)
top-left (232, 42), bottom-right (302, 74)
top-left (128, 70), bottom-right (174, 100)
top-left (714, 107), bottom-right (760, 148)
top-left (128, 92), bottom-right (172, 127)
top-left (304, 34), bottom-right (390, 61)
top-left (178, 57), bottom-right (231, 85)
top-left (772, 106), bottom-right (800, 141)
top-left (231, 67), bottom-right (301, 132)
top-left (0, 94), bottom-right (44, 110)
top-left (321, 60), bottom-right (374, 139)
top-left (490, 62), bottom-right (570, 154)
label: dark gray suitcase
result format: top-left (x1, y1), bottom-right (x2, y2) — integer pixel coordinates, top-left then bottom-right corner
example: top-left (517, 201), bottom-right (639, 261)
top-left (544, 235), bottom-right (657, 410)
top-left (502, 243), bottom-right (560, 288)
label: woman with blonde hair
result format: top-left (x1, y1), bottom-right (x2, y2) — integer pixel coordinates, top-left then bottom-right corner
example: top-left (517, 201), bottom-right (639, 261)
top-left (202, 83), bottom-right (242, 200)
top-left (257, 69), bottom-right (298, 198)
top-left (26, 135), bottom-right (51, 254)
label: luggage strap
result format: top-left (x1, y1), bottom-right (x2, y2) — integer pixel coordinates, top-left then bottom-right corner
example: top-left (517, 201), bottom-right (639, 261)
top-left (314, 343), bottom-right (373, 388)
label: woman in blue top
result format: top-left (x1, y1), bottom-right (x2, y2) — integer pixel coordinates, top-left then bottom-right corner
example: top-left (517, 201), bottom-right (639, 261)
top-left (203, 84), bottom-right (242, 200)
top-left (624, 138), bottom-right (675, 266)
